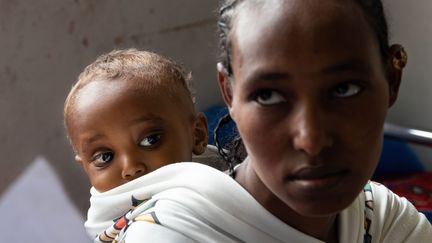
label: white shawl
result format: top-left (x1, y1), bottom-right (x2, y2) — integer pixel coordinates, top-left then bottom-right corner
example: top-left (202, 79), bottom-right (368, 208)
top-left (85, 162), bottom-right (432, 243)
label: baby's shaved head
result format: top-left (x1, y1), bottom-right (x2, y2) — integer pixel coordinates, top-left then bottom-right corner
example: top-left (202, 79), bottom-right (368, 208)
top-left (64, 49), bottom-right (196, 144)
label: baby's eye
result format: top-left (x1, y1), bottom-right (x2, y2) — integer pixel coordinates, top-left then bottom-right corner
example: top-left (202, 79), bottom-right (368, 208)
top-left (92, 151), bottom-right (114, 167)
top-left (255, 90), bottom-right (286, 106)
top-left (140, 134), bottom-right (161, 147)
top-left (333, 83), bottom-right (362, 98)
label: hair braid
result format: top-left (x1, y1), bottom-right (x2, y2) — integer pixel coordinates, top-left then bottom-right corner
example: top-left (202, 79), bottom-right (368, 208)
top-left (354, 0), bottom-right (390, 63)
top-left (214, 112), bottom-right (247, 177)
top-left (214, 113), bottom-right (235, 176)
top-left (218, 0), bottom-right (243, 76)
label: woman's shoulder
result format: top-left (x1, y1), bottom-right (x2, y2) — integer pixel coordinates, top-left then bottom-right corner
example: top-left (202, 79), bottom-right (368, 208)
top-left (367, 181), bottom-right (432, 242)
top-left (368, 181), bottom-right (418, 215)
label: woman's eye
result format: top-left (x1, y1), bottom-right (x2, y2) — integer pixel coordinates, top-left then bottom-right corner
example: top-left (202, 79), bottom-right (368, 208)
top-left (333, 83), bottom-right (362, 98)
top-left (140, 134), bottom-right (161, 147)
top-left (92, 151), bottom-right (114, 167)
top-left (255, 90), bottom-right (286, 105)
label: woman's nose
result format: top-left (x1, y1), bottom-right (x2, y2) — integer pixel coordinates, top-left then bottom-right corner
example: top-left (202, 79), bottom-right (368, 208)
top-left (291, 104), bottom-right (333, 156)
top-left (120, 154), bottom-right (147, 180)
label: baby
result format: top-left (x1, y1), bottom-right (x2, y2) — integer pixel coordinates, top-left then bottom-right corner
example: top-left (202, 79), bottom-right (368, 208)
top-left (63, 49), bottom-right (208, 240)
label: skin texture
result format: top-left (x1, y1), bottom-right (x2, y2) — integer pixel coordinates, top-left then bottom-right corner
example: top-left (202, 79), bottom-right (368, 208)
top-left (67, 79), bottom-right (208, 192)
top-left (218, 0), bottom-right (402, 242)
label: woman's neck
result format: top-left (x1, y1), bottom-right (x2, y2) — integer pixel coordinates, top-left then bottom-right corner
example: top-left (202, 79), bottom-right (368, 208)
top-left (235, 159), bottom-right (339, 243)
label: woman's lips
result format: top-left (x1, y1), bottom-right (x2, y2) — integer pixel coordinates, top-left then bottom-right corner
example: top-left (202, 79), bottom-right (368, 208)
top-left (289, 166), bottom-right (346, 180)
top-left (287, 166), bottom-right (348, 191)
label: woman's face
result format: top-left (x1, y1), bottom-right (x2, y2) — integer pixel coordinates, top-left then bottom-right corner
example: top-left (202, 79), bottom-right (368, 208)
top-left (222, 0), bottom-right (399, 216)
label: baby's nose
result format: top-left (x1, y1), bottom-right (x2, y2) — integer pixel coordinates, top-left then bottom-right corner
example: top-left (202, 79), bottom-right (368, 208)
top-left (121, 156), bottom-right (147, 180)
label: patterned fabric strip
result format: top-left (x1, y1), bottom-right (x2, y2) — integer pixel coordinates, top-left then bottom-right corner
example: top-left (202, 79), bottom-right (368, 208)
top-left (363, 183), bottom-right (374, 243)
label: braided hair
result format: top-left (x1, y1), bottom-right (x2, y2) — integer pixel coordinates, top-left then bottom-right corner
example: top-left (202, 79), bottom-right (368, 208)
top-left (214, 113), bottom-right (246, 177)
top-left (215, 0), bottom-right (391, 173)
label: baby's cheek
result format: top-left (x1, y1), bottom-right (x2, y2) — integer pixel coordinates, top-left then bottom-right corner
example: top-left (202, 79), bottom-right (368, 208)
top-left (93, 170), bottom-right (121, 192)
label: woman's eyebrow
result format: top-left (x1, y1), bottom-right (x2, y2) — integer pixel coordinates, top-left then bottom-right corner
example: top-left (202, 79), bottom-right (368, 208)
top-left (245, 70), bottom-right (292, 84)
top-left (321, 59), bottom-right (371, 75)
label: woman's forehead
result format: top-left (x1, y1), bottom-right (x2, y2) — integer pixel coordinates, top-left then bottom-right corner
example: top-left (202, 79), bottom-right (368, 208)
top-left (233, 0), bottom-right (365, 42)
top-left (230, 0), bottom-right (379, 72)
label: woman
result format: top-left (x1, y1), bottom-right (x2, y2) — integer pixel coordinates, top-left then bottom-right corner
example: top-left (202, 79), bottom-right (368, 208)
top-left (91, 0), bottom-right (432, 242)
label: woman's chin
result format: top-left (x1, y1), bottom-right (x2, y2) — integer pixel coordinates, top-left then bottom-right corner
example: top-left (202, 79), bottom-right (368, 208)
top-left (285, 192), bottom-right (356, 218)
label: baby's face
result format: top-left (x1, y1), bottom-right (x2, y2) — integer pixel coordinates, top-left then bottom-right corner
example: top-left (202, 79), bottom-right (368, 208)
top-left (69, 79), bottom-right (197, 192)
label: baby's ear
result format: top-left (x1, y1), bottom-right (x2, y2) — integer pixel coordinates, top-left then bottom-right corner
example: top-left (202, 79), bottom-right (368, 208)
top-left (192, 112), bottom-right (208, 155)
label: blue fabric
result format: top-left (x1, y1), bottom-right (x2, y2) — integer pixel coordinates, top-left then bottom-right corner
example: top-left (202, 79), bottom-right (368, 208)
top-left (423, 212), bottom-right (432, 222)
top-left (373, 138), bottom-right (424, 178)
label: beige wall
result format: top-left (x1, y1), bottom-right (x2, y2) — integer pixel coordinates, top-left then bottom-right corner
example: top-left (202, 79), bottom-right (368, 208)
top-left (0, 0), bottom-right (220, 214)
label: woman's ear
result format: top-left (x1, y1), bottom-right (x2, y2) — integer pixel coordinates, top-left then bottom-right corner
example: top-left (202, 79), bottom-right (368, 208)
top-left (192, 112), bottom-right (208, 155)
top-left (386, 44), bottom-right (407, 107)
top-left (217, 62), bottom-right (234, 108)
